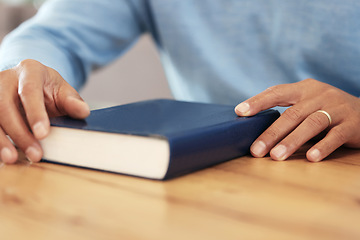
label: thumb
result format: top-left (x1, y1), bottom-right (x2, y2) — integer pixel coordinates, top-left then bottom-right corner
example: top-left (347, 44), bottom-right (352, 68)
top-left (56, 82), bottom-right (90, 119)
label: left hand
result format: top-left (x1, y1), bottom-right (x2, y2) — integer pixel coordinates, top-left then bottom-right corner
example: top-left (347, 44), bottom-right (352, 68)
top-left (235, 78), bottom-right (360, 162)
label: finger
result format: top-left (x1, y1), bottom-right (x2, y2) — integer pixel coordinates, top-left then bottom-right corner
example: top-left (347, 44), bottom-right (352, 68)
top-left (0, 93), bottom-right (42, 162)
top-left (250, 100), bottom-right (318, 157)
top-left (307, 125), bottom-right (350, 162)
top-left (0, 128), bottom-right (18, 163)
top-left (17, 61), bottom-right (50, 140)
top-left (1, 106), bottom-right (43, 162)
top-left (270, 110), bottom-right (333, 161)
top-left (54, 80), bottom-right (90, 119)
top-left (235, 83), bottom-right (302, 116)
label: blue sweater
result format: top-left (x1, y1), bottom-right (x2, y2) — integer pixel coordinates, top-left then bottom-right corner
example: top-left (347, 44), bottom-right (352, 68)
top-left (1, 0), bottom-right (360, 104)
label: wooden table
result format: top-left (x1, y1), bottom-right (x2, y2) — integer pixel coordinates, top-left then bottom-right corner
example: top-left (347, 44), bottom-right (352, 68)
top-left (1, 145), bottom-right (360, 240)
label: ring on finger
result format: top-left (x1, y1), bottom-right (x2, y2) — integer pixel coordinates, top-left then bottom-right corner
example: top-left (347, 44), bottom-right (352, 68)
top-left (316, 110), bottom-right (332, 126)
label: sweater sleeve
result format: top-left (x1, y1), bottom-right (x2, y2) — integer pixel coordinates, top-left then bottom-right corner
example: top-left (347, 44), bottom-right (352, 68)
top-left (0, 0), bottom-right (145, 90)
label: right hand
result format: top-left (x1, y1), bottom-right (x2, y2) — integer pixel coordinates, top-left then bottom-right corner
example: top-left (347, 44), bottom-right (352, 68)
top-left (0, 59), bottom-right (90, 164)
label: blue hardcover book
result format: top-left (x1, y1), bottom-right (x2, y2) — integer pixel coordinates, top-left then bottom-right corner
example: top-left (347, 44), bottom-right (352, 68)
top-left (40, 99), bottom-right (280, 180)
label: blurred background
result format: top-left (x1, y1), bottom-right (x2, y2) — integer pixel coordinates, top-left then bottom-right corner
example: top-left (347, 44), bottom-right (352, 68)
top-left (0, 1), bottom-right (173, 109)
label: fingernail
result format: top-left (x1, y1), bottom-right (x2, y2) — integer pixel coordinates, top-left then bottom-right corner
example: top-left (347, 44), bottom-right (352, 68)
top-left (25, 146), bottom-right (42, 162)
top-left (68, 96), bottom-right (90, 116)
top-left (308, 149), bottom-right (321, 162)
top-left (235, 102), bottom-right (250, 115)
top-left (251, 140), bottom-right (267, 157)
top-left (77, 99), bottom-right (90, 113)
top-left (271, 145), bottom-right (287, 161)
top-left (33, 121), bottom-right (48, 139)
top-left (1, 147), bottom-right (16, 163)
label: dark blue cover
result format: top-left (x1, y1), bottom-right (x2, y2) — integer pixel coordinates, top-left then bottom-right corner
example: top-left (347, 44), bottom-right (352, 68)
top-left (50, 99), bottom-right (280, 179)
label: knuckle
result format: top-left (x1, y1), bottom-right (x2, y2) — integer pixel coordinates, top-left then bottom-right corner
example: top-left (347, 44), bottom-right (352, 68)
top-left (300, 78), bottom-right (330, 92)
top-left (302, 78), bottom-right (317, 84)
top-left (301, 78), bottom-right (324, 88)
top-left (282, 107), bottom-right (304, 123)
top-left (266, 86), bottom-right (284, 100)
top-left (47, 66), bottom-right (61, 78)
top-left (307, 114), bottom-right (325, 129)
top-left (323, 87), bottom-right (341, 99)
top-left (330, 127), bottom-right (348, 143)
top-left (263, 126), bottom-right (281, 140)
top-left (18, 59), bottom-right (42, 69)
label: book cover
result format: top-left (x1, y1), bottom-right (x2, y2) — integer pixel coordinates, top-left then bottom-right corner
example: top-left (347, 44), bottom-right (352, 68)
top-left (40, 99), bottom-right (280, 180)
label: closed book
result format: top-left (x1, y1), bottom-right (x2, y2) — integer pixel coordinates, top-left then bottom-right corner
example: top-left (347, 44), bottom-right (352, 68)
top-left (40, 99), bottom-right (280, 180)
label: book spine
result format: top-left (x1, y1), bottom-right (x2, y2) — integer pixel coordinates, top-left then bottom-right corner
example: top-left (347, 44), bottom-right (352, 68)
top-left (164, 111), bottom-right (280, 179)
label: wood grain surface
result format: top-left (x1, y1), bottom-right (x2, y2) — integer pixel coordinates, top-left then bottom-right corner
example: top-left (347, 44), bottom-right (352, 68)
top-left (1, 145), bottom-right (360, 240)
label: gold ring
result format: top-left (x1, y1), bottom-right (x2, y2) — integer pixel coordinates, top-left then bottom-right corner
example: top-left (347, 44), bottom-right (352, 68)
top-left (316, 110), bottom-right (332, 126)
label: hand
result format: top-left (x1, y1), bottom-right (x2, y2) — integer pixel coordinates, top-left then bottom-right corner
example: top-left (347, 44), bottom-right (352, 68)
top-left (0, 59), bottom-right (90, 163)
top-left (235, 78), bottom-right (360, 162)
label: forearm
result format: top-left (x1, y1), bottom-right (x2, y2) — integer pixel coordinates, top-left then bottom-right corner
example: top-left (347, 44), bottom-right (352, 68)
top-left (0, 33), bottom-right (86, 90)
top-left (0, 0), bottom-right (145, 90)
